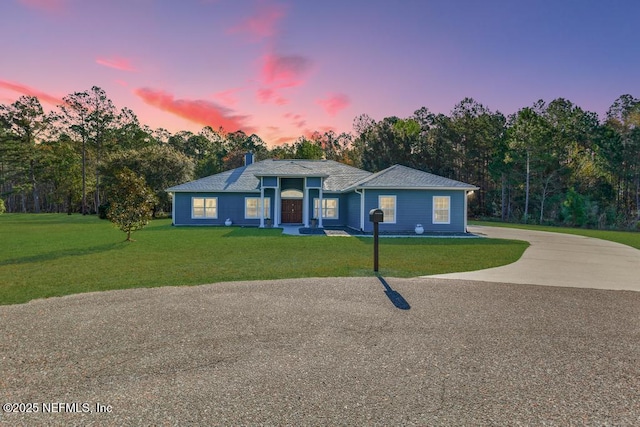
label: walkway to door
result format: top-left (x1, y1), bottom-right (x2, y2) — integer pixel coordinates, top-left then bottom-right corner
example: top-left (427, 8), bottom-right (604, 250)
top-left (280, 225), bottom-right (302, 235)
top-left (280, 226), bottom-right (353, 237)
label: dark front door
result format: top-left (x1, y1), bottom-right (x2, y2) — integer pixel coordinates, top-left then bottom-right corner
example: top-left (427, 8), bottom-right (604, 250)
top-left (281, 199), bottom-right (303, 223)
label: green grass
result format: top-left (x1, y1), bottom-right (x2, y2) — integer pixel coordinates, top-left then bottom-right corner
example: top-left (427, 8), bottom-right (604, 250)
top-left (0, 214), bottom-right (528, 305)
top-left (470, 220), bottom-right (640, 250)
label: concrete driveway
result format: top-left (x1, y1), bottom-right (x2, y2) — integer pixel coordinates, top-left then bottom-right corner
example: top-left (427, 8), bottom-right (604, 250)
top-left (428, 225), bottom-right (640, 291)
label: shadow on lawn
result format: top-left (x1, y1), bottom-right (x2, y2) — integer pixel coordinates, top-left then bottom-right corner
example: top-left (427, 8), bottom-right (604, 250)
top-left (377, 276), bottom-right (411, 310)
top-left (0, 242), bottom-right (125, 266)
top-left (221, 227), bottom-right (283, 237)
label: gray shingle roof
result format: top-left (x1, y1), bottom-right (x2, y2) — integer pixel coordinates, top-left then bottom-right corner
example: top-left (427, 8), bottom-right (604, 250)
top-left (166, 159), bottom-right (372, 193)
top-left (166, 161), bottom-right (477, 193)
top-left (166, 165), bottom-right (259, 192)
top-left (347, 164), bottom-right (478, 190)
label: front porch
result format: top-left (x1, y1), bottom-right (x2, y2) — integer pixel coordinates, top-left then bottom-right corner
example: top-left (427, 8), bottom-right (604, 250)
top-left (258, 175), bottom-right (328, 229)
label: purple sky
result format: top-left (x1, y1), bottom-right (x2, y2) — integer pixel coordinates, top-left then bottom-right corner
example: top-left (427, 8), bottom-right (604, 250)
top-left (1, 0), bottom-right (638, 145)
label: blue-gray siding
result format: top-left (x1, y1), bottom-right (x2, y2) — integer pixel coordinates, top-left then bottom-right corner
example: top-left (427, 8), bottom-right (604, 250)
top-left (347, 192), bottom-right (362, 230)
top-left (307, 177), bottom-right (322, 188)
top-left (173, 190), bottom-right (273, 226)
top-left (361, 189), bottom-right (467, 233)
top-left (173, 188), bottom-right (468, 232)
top-left (263, 176), bottom-right (278, 187)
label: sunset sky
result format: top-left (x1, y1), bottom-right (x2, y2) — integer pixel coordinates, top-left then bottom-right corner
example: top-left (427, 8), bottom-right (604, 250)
top-left (1, 0), bottom-right (638, 146)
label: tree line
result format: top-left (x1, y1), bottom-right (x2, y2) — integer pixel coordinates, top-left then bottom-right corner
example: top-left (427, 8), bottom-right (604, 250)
top-left (1, 86), bottom-right (638, 229)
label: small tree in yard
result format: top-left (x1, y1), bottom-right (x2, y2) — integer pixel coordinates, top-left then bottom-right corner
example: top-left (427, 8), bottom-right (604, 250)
top-left (0, 199), bottom-right (5, 214)
top-left (107, 168), bottom-right (157, 241)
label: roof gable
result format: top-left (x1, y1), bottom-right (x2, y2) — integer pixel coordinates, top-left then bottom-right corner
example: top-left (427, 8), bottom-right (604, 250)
top-left (166, 159), bottom-right (372, 193)
top-left (166, 165), bottom-right (259, 192)
top-left (348, 164), bottom-right (478, 190)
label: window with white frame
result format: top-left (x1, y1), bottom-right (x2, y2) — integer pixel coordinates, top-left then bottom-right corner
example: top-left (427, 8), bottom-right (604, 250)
top-left (313, 198), bottom-right (338, 219)
top-left (192, 197), bottom-right (217, 218)
top-left (433, 196), bottom-right (450, 224)
top-left (245, 197), bottom-right (271, 219)
top-left (379, 195), bottom-right (396, 223)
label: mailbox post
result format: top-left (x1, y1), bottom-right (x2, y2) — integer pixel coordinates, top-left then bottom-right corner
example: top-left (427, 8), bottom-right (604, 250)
top-left (369, 208), bottom-right (384, 272)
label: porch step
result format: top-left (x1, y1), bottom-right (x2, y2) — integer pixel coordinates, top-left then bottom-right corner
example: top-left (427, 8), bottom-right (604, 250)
top-left (323, 229), bottom-right (352, 237)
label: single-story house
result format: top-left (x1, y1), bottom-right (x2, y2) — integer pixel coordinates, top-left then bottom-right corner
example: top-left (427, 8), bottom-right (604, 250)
top-left (166, 153), bottom-right (478, 233)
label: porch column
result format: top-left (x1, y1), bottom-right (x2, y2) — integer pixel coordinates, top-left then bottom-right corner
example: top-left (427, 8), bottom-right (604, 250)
top-left (360, 189), bottom-right (365, 230)
top-left (303, 180), bottom-right (309, 227)
top-left (318, 178), bottom-right (324, 228)
top-left (275, 177), bottom-right (281, 226)
top-left (171, 192), bottom-right (175, 226)
top-left (259, 178), bottom-right (265, 228)
top-left (464, 190), bottom-right (469, 232)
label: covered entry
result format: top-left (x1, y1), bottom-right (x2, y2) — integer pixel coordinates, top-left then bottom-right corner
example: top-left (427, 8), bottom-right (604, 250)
top-left (280, 178), bottom-right (304, 224)
top-left (254, 167), bottom-right (326, 228)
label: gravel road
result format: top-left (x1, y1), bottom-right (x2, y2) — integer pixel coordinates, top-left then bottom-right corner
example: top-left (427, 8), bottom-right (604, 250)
top-left (1, 277), bottom-right (639, 426)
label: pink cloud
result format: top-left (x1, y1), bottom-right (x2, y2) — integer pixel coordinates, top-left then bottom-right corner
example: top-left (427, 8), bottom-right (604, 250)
top-left (19, 0), bottom-right (65, 13)
top-left (261, 53), bottom-right (311, 88)
top-left (257, 88), bottom-right (288, 105)
top-left (284, 113), bottom-right (306, 128)
top-left (257, 53), bottom-right (312, 105)
top-left (274, 97), bottom-right (288, 106)
top-left (0, 79), bottom-right (63, 105)
top-left (228, 3), bottom-right (286, 41)
top-left (257, 88), bottom-right (273, 103)
top-left (274, 135), bottom-right (296, 145)
top-left (213, 88), bottom-right (242, 107)
top-left (96, 56), bottom-right (137, 72)
top-left (317, 93), bottom-right (351, 116)
top-left (134, 88), bottom-right (255, 133)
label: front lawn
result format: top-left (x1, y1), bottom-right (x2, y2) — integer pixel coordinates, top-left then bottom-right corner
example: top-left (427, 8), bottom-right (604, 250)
top-left (0, 214), bottom-right (528, 305)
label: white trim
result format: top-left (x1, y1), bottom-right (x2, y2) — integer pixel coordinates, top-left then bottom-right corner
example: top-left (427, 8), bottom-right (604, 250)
top-left (357, 189), bottom-right (365, 230)
top-left (280, 188), bottom-right (304, 199)
top-left (433, 195), bottom-right (451, 224)
top-left (169, 190), bottom-right (262, 193)
top-left (464, 191), bottom-right (469, 231)
top-left (259, 179), bottom-right (265, 227)
top-left (378, 195), bottom-right (397, 224)
top-left (170, 192), bottom-right (175, 225)
top-left (169, 186), bottom-right (478, 194)
top-left (303, 179), bottom-right (310, 227)
top-left (255, 174), bottom-right (329, 179)
top-left (191, 196), bottom-right (218, 219)
top-left (318, 178), bottom-right (324, 228)
top-left (342, 186), bottom-right (479, 193)
top-left (275, 177), bottom-right (281, 226)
